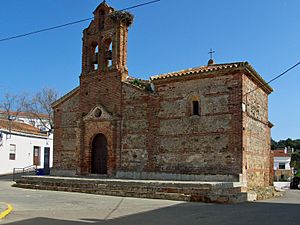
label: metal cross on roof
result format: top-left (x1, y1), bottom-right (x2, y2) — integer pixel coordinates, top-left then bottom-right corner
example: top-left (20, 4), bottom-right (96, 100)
top-left (208, 48), bottom-right (215, 60)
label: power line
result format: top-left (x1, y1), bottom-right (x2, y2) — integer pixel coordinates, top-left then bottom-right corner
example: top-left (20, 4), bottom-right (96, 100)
top-left (244, 60), bottom-right (300, 96)
top-left (266, 61), bottom-right (300, 85)
top-left (0, 18), bottom-right (93, 42)
top-left (120, 0), bottom-right (160, 11)
top-left (0, 0), bottom-right (160, 43)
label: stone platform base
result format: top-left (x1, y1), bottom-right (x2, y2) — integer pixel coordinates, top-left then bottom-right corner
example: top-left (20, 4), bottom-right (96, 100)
top-left (115, 171), bottom-right (239, 182)
top-left (13, 176), bottom-right (247, 204)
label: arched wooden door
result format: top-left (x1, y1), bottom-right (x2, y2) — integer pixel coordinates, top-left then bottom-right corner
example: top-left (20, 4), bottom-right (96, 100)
top-left (91, 134), bottom-right (108, 174)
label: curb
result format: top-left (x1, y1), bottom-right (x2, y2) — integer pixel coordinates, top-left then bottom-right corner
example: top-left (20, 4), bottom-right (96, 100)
top-left (0, 203), bottom-right (13, 219)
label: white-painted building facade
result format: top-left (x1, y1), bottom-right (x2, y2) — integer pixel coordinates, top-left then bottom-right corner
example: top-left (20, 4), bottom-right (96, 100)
top-left (0, 119), bottom-right (53, 175)
top-left (273, 149), bottom-right (293, 188)
top-left (274, 156), bottom-right (291, 171)
top-left (0, 110), bottom-right (50, 132)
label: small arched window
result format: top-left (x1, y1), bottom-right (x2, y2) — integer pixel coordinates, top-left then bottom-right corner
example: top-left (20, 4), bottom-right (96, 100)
top-left (192, 100), bottom-right (200, 116)
top-left (188, 95), bottom-right (201, 116)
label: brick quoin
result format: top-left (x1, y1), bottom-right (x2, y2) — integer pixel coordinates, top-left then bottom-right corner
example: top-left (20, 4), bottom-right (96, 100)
top-left (51, 1), bottom-right (273, 192)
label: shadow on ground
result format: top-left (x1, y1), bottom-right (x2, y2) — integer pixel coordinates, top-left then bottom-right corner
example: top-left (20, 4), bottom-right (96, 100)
top-left (4, 201), bottom-right (300, 225)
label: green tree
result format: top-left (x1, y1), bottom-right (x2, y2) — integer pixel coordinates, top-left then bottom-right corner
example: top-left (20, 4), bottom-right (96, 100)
top-left (271, 139), bottom-right (278, 150)
top-left (272, 138), bottom-right (300, 150)
top-left (291, 152), bottom-right (300, 177)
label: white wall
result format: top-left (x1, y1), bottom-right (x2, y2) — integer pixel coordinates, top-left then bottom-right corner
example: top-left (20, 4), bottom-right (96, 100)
top-left (0, 112), bottom-right (50, 131)
top-left (17, 116), bottom-right (50, 131)
top-left (274, 182), bottom-right (290, 189)
top-left (274, 156), bottom-right (291, 170)
top-left (0, 130), bottom-right (53, 175)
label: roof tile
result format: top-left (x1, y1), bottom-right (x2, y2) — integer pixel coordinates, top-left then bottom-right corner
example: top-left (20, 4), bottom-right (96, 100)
top-left (0, 119), bottom-right (47, 136)
top-left (149, 62), bottom-right (273, 94)
top-left (150, 62), bottom-right (241, 80)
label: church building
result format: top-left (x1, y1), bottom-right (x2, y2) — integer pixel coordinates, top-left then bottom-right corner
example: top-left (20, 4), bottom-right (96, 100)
top-left (52, 2), bottom-right (273, 192)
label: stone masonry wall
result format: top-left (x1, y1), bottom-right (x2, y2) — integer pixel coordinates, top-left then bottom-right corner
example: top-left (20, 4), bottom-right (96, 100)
top-left (53, 90), bottom-right (80, 171)
top-left (120, 71), bottom-right (243, 177)
top-left (153, 72), bottom-right (243, 175)
top-left (121, 83), bottom-right (150, 172)
top-left (242, 74), bottom-right (271, 189)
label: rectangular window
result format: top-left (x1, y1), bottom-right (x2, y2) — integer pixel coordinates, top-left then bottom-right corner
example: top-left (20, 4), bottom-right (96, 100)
top-left (9, 144), bottom-right (16, 160)
top-left (279, 163), bottom-right (285, 170)
top-left (192, 101), bottom-right (200, 115)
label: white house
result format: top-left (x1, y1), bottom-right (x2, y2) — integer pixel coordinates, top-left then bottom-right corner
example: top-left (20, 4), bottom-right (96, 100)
top-left (273, 149), bottom-right (292, 172)
top-left (0, 110), bottom-right (50, 132)
top-left (0, 118), bottom-right (53, 175)
top-left (274, 156), bottom-right (291, 171)
top-left (273, 149), bottom-right (293, 189)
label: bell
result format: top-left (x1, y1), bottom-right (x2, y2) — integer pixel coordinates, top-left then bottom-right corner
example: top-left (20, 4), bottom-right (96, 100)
top-left (106, 50), bottom-right (112, 60)
top-left (92, 53), bottom-right (98, 64)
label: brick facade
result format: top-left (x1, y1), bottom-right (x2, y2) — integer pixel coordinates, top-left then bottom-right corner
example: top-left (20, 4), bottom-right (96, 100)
top-left (52, 2), bottom-right (273, 191)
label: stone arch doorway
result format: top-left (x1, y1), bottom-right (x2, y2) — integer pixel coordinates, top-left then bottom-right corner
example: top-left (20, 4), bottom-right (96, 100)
top-left (91, 133), bottom-right (108, 174)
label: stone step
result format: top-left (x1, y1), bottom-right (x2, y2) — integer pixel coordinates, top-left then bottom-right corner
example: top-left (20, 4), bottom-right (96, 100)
top-left (14, 176), bottom-right (247, 203)
top-left (14, 182), bottom-right (193, 201)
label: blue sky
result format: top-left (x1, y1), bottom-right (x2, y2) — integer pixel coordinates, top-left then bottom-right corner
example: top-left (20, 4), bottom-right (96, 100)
top-left (0, 0), bottom-right (299, 140)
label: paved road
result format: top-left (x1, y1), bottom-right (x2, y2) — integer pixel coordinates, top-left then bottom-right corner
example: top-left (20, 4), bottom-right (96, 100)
top-left (0, 180), bottom-right (300, 225)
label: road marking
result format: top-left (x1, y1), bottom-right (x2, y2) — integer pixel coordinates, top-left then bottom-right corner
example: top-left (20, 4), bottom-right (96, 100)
top-left (0, 202), bottom-right (13, 219)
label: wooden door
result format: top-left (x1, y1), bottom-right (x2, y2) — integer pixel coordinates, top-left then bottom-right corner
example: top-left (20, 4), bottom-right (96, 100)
top-left (33, 146), bottom-right (40, 166)
top-left (91, 134), bottom-right (108, 174)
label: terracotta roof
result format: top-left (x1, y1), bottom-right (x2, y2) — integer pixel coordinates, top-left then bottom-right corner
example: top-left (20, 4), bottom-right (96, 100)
top-left (150, 62), bottom-right (273, 94)
top-left (150, 63), bottom-right (237, 80)
top-left (0, 110), bottom-right (48, 119)
top-left (0, 119), bottom-right (47, 136)
top-left (273, 149), bottom-right (290, 157)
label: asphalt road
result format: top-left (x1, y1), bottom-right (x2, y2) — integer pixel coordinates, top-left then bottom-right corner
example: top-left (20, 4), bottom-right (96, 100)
top-left (0, 179), bottom-right (300, 225)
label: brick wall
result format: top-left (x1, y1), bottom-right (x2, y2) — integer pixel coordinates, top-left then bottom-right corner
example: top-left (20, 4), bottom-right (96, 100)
top-left (73, 2), bottom-right (131, 175)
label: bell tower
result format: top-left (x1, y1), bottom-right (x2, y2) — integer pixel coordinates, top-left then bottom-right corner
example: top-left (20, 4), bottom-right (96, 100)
top-left (79, 1), bottom-right (134, 116)
top-left (81, 1), bottom-right (133, 80)
top-left (76, 2), bottom-right (134, 175)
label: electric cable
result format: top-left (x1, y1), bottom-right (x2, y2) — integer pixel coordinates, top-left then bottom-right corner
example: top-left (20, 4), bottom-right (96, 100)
top-left (0, 0), bottom-right (160, 43)
top-left (244, 61), bottom-right (300, 96)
